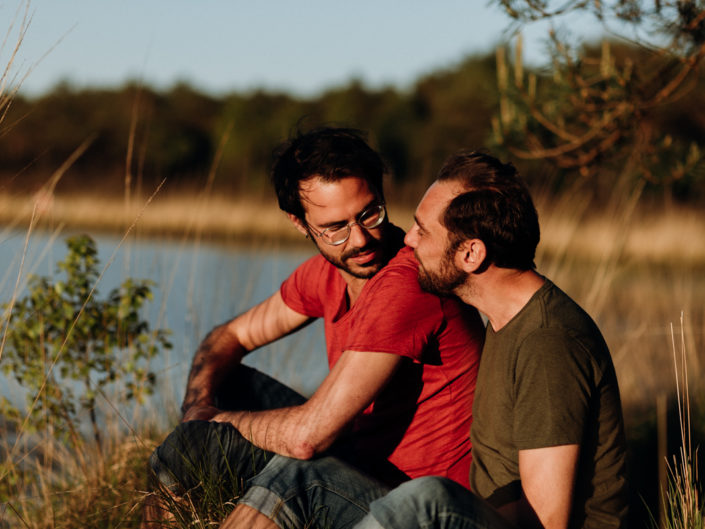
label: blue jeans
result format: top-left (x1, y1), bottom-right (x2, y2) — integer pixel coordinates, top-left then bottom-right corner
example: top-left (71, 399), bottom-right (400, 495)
top-left (149, 366), bottom-right (389, 528)
top-left (240, 454), bottom-right (390, 528)
top-left (353, 477), bottom-right (516, 529)
top-left (149, 366), bottom-right (306, 496)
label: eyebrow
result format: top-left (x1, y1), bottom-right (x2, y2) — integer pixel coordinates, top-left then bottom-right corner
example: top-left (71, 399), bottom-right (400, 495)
top-left (315, 199), bottom-right (379, 229)
top-left (414, 214), bottom-right (427, 232)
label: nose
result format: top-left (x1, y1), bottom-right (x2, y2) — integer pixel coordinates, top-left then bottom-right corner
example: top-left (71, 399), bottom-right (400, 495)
top-left (404, 224), bottom-right (419, 248)
top-left (348, 222), bottom-right (370, 248)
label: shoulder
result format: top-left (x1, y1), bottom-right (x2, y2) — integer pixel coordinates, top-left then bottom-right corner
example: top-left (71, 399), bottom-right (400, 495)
top-left (373, 246), bottom-right (422, 283)
top-left (511, 281), bottom-right (608, 355)
top-left (287, 253), bottom-right (341, 287)
top-left (281, 253), bottom-right (342, 316)
top-left (515, 323), bottom-right (611, 388)
top-left (495, 280), bottom-right (611, 374)
top-left (350, 246), bottom-right (444, 331)
top-left (365, 246), bottom-right (437, 303)
top-left (536, 281), bottom-right (603, 337)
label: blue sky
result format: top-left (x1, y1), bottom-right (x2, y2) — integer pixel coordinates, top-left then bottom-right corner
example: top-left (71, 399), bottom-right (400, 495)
top-left (4, 0), bottom-right (608, 97)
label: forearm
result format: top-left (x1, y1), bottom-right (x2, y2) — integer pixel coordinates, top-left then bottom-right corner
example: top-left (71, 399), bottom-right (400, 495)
top-left (210, 350), bottom-right (402, 460)
top-left (181, 322), bottom-right (247, 413)
top-left (212, 407), bottom-right (326, 460)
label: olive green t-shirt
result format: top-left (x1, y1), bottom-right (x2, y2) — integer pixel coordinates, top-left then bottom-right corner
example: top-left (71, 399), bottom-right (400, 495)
top-left (469, 279), bottom-right (628, 529)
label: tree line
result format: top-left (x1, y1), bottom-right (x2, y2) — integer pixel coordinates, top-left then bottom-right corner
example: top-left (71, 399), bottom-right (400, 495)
top-left (1, 44), bottom-right (703, 204)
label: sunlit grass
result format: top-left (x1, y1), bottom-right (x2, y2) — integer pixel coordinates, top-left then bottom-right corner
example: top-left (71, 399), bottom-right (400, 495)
top-left (2, 190), bottom-right (705, 266)
top-left (2, 8), bottom-right (703, 519)
top-left (2, 430), bottom-right (159, 528)
top-left (641, 315), bottom-right (705, 529)
top-left (0, 192), bottom-right (297, 243)
top-left (2, 186), bottom-right (704, 528)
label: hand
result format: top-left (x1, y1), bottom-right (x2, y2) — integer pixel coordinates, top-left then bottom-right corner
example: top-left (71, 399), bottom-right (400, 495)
top-left (181, 404), bottom-right (220, 423)
top-left (210, 410), bottom-right (244, 427)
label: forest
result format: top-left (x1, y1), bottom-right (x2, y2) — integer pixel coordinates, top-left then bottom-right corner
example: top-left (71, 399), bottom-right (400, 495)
top-left (2, 41), bottom-right (704, 206)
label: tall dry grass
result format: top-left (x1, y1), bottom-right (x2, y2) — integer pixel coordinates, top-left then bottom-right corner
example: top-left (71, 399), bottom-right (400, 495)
top-left (2, 190), bottom-right (705, 265)
top-left (1, 5), bottom-right (703, 521)
top-left (2, 185), bottom-right (704, 527)
top-left (655, 314), bottom-right (704, 529)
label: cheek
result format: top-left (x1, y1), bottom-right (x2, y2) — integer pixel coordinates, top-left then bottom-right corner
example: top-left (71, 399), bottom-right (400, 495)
top-left (415, 240), bottom-right (434, 264)
top-left (313, 240), bottom-right (339, 259)
top-left (424, 241), bottom-right (446, 263)
top-left (322, 244), bottom-right (343, 259)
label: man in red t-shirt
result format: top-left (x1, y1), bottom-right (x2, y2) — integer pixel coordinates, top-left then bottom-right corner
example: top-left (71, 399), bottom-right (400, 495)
top-left (142, 128), bottom-right (484, 529)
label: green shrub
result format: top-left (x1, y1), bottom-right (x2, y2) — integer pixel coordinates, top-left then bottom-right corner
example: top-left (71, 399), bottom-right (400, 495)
top-left (0, 234), bottom-right (171, 452)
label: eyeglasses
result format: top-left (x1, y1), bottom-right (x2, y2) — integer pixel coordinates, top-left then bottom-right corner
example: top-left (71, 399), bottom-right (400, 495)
top-left (307, 204), bottom-right (386, 246)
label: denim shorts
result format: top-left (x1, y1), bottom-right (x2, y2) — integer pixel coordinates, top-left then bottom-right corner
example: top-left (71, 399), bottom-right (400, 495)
top-left (240, 454), bottom-right (390, 528)
top-left (149, 366), bottom-right (390, 528)
top-left (149, 366), bottom-right (306, 496)
top-left (353, 477), bottom-right (517, 529)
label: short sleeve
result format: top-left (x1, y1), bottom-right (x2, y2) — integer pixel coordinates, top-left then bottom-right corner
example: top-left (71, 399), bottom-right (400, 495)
top-left (512, 329), bottom-right (595, 449)
top-left (279, 255), bottom-right (327, 318)
top-left (343, 264), bottom-right (442, 361)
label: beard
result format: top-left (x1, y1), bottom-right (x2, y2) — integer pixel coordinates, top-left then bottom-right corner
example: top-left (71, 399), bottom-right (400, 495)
top-left (417, 249), bottom-right (467, 296)
top-left (315, 236), bottom-right (385, 279)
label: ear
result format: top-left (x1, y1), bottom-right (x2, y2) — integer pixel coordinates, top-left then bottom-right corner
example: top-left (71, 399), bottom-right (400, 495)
top-left (454, 239), bottom-right (486, 274)
top-left (287, 213), bottom-right (309, 237)
top-left (286, 213), bottom-right (308, 235)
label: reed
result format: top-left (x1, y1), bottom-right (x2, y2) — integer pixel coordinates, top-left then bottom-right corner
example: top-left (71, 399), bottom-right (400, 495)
top-left (1, 9), bottom-right (703, 523)
top-left (2, 191), bottom-right (705, 266)
top-left (3, 188), bottom-right (704, 528)
top-left (645, 314), bottom-right (705, 529)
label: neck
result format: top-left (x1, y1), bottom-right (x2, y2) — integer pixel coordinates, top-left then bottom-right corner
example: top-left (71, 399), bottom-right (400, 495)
top-left (341, 272), bottom-right (368, 306)
top-left (457, 268), bottom-right (544, 331)
top-left (341, 226), bottom-right (402, 306)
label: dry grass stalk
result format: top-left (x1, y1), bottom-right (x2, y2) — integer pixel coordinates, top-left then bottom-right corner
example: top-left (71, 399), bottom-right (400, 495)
top-left (659, 313), bottom-right (704, 529)
top-left (0, 1), bottom-right (31, 125)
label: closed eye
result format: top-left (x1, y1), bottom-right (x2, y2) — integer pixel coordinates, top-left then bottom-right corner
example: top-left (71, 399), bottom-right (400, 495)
top-left (413, 217), bottom-right (426, 237)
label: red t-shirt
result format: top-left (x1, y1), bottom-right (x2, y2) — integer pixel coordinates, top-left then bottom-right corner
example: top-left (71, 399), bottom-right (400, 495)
top-left (280, 245), bottom-right (484, 488)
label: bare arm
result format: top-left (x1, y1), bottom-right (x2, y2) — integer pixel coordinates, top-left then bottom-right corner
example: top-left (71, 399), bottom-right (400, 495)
top-left (518, 444), bottom-right (580, 529)
top-left (181, 291), bottom-right (310, 421)
top-left (211, 349), bottom-right (402, 459)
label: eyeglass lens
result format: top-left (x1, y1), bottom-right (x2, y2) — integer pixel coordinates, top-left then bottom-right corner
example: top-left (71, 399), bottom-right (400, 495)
top-left (325, 205), bottom-right (385, 244)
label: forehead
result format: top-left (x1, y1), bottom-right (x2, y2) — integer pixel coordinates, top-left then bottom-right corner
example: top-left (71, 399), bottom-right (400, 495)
top-left (299, 176), bottom-right (377, 221)
top-left (415, 180), bottom-right (461, 229)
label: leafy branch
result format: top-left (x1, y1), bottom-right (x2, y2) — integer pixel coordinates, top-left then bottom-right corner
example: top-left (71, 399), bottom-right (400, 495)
top-left (0, 235), bottom-right (171, 454)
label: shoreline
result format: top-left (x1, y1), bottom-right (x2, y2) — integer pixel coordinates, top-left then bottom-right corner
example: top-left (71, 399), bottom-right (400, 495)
top-left (2, 192), bottom-right (705, 266)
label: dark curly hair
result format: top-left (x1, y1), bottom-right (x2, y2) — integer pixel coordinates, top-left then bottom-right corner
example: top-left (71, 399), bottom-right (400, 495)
top-left (271, 127), bottom-right (386, 221)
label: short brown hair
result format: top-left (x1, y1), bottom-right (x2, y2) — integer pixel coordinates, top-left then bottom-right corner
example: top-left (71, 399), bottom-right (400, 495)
top-left (437, 151), bottom-right (540, 271)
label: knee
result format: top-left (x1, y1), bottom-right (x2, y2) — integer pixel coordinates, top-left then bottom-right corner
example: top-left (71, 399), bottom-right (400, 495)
top-left (366, 477), bottom-right (468, 528)
top-left (148, 446), bottom-right (182, 494)
top-left (150, 422), bottom-right (205, 469)
top-left (391, 476), bottom-right (458, 505)
top-left (368, 478), bottom-right (511, 529)
top-left (148, 421), bottom-right (229, 493)
top-left (148, 423), bottom-right (199, 493)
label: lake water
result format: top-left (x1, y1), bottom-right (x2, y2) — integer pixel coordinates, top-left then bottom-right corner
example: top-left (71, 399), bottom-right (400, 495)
top-left (0, 228), bottom-right (328, 428)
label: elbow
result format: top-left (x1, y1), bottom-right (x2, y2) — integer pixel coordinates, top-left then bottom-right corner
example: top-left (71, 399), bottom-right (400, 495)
top-left (289, 441), bottom-right (317, 460)
top-left (288, 431), bottom-right (335, 460)
top-left (285, 405), bottom-right (342, 460)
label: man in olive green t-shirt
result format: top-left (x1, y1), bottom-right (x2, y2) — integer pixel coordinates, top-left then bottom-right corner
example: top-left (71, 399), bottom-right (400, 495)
top-left (468, 279), bottom-right (627, 529)
top-left (354, 151), bottom-right (628, 529)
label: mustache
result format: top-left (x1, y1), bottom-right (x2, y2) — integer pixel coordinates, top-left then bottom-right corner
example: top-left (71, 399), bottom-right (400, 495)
top-left (342, 240), bottom-right (380, 260)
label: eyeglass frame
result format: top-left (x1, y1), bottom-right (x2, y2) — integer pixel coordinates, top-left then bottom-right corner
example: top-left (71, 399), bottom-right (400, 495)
top-left (306, 203), bottom-right (387, 246)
